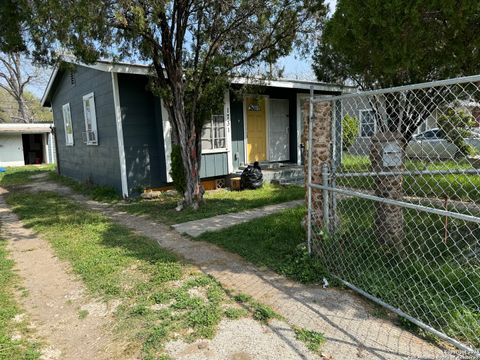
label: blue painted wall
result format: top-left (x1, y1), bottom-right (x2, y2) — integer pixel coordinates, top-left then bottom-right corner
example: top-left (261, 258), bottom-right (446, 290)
top-left (117, 74), bottom-right (167, 194)
top-left (51, 65), bottom-right (123, 192)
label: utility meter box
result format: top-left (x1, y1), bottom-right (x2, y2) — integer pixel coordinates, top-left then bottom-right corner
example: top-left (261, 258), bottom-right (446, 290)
top-left (382, 142), bottom-right (403, 167)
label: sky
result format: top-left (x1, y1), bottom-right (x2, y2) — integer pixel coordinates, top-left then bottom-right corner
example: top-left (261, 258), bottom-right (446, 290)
top-left (276, 0), bottom-right (337, 81)
top-left (28, 0), bottom-right (338, 99)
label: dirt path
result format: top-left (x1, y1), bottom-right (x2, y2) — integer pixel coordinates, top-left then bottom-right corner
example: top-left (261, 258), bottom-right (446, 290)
top-left (0, 187), bottom-right (133, 360)
top-left (23, 179), bottom-right (451, 360)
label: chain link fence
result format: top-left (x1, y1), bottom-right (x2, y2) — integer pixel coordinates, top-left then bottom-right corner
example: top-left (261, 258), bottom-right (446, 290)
top-left (307, 75), bottom-right (480, 356)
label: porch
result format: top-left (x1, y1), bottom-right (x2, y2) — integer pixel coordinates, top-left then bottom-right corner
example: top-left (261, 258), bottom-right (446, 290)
top-left (234, 161), bottom-right (304, 185)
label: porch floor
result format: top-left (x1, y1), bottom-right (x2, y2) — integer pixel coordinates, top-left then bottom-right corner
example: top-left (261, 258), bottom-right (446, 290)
top-left (234, 162), bottom-right (304, 185)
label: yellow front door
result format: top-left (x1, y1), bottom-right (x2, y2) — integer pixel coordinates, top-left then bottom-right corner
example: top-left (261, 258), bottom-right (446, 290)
top-left (246, 97), bottom-right (267, 162)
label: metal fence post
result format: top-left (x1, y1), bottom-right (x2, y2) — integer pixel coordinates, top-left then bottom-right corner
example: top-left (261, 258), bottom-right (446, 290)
top-left (307, 86), bottom-right (314, 255)
top-left (322, 163), bottom-right (329, 229)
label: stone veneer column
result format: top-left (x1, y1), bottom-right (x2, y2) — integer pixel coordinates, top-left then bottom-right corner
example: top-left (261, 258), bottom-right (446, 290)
top-left (369, 131), bottom-right (405, 251)
top-left (303, 100), bottom-right (332, 252)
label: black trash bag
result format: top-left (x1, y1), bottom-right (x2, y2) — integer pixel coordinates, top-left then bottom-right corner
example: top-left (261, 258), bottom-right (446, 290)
top-left (240, 162), bottom-right (263, 190)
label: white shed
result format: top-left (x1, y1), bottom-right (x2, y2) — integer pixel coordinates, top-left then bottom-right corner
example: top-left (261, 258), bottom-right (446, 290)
top-left (0, 123), bottom-right (56, 167)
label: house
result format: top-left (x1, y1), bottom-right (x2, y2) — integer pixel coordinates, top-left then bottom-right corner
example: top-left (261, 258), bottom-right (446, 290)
top-left (344, 97), bottom-right (480, 157)
top-left (0, 123), bottom-right (56, 167)
top-left (41, 60), bottom-right (348, 197)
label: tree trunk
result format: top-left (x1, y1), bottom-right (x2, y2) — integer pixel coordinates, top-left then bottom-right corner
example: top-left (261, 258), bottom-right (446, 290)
top-left (169, 86), bottom-right (204, 209)
top-left (369, 131), bottom-right (405, 252)
top-left (16, 95), bottom-right (29, 123)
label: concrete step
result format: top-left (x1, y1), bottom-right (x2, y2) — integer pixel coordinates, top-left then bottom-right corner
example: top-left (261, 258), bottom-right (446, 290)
top-left (233, 163), bottom-right (304, 185)
top-left (275, 176), bottom-right (305, 185)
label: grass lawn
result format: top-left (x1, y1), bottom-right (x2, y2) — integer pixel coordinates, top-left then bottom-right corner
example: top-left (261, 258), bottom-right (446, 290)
top-left (198, 198), bottom-right (479, 348)
top-left (0, 232), bottom-right (40, 359)
top-left (0, 166), bottom-right (305, 225)
top-left (0, 165), bottom-right (54, 187)
top-left (197, 206), bottom-right (328, 284)
top-left (5, 191), bottom-right (286, 358)
top-left (319, 197), bottom-right (480, 348)
top-left (340, 154), bottom-right (480, 202)
top-left (117, 183), bottom-right (305, 225)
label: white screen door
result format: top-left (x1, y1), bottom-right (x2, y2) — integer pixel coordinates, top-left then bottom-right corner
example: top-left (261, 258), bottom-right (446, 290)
top-left (269, 98), bottom-right (290, 161)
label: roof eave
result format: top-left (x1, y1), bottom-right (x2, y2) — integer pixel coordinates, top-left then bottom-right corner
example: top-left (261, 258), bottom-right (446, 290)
top-left (41, 66), bottom-right (59, 107)
top-left (231, 77), bottom-right (354, 93)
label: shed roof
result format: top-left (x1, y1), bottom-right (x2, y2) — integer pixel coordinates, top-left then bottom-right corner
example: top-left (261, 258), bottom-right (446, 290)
top-left (41, 58), bottom-right (355, 107)
top-left (0, 123), bottom-right (53, 134)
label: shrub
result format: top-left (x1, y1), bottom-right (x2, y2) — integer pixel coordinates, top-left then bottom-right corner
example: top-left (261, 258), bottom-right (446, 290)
top-left (170, 144), bottom-right (187, 195)
top-left (342, 115), bottom-right (359, 150)
top-left (438, 108), bottom-right (477, 156)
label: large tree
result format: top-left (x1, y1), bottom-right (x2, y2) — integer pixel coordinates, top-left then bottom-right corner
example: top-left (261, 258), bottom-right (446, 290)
top-left (313, 0), bottom-right (480, 139)
top-left (17, 0), bottom-right (325, 206)
top-left (0, 52), bottom-right (35, 123)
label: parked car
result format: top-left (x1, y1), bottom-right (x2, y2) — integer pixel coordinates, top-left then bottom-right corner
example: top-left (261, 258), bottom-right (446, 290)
top-left (405, 128), bottom-right (480, 159)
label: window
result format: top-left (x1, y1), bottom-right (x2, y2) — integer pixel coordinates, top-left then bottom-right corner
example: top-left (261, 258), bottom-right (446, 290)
top-left (62, 103), bottom-right (74, 146)
top-left (201, 114), bottom-right (226, 151)
top-left (359, 109), bottom-right (376, 137)
top-left (82, 92), bottom-right (98, 145)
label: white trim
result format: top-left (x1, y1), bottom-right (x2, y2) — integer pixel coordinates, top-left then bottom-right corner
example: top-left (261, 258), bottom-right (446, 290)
top-left (43, 133), bottom-right (49, 164)
top-left (49, 132), bottom-right (55, 164)
top-left (224, 90), bottom-right (233, 174)
top-left (242, 98), bottom-right (248, 165)
top-left (359, 109), bottom-right (377, 138)
top-left (41, 66), bottom-right (59, 106)
top-left (202, 148), bottom-right (229, 155)
top-left (53, 57), bottom-right (352, 92)
top-left (111, 73), bottom-right (129, 198)
top-left (82, 92), bottom-right (98, 145)
top-left (160, 99), bottom-right (173, 183)
top-left (62, 103), bottom-right (74, 146)
top-left (265, 96), bottom-right (271, 161)
top-left (232, 77), bottom-right (350, 93)
top-left (42, 58), bottom-right (351, 108)
top-left (0, 123), bottom-right (52, 134)
top-left (296, 93), bottom-right (309, 165)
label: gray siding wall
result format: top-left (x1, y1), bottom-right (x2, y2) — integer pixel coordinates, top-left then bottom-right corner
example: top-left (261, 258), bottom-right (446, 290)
top-left (118, 74), bottom-right (167, 193)
top-left (200, 152), bottom-right (228, 178)
top-left (51, 65), bottom-right (122, 192)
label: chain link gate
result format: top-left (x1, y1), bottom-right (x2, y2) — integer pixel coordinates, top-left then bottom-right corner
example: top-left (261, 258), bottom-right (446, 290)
top-left (306, 76), bottom-right (480, 357)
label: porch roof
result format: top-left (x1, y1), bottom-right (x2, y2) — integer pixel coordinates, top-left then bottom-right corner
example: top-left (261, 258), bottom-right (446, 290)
top-left (0, 123), bottom-right (53, 134)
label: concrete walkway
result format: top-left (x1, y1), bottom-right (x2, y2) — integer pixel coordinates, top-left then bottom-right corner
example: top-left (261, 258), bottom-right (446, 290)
top-left (172, 199), bottom-right (304, 237)
top-left (23, 180), bottom-right (450, 360)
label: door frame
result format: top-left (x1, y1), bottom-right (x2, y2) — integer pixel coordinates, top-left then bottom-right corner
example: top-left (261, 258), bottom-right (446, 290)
top-left (243, 95), bottom-right (270, 164)
top-left (296, 93), bottom-right (310, 165)
top-left (268, 98), bottom-right (290, 162)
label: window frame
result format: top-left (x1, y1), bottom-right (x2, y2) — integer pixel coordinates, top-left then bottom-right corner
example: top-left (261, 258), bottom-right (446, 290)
top-left (359, 109), bottom-right (377, 138)
top-left (62, 103), bottom-right (74, 146)
top-left (201, 113), bottom-right (227, 154)
top-left (82, 92), bottom-right (98, 146)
